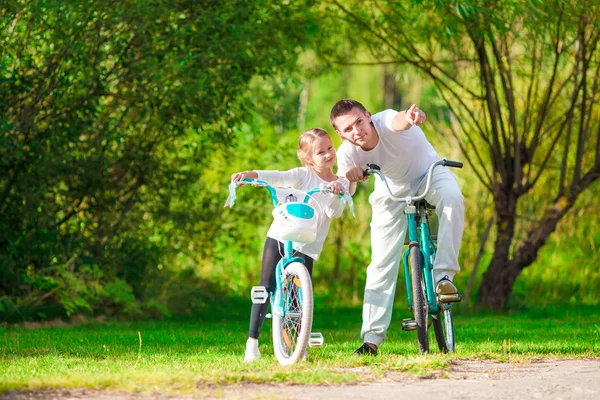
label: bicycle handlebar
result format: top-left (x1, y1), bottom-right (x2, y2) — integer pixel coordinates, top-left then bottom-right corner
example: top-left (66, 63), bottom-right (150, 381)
top-left (237, 178), bottom-right (345, 197)
top-left (442, 160), bottom-right (463, 168)
top-left (362, 158), bottom-right (462, 204)
top-left (224, 178), bottom-right (347, 209)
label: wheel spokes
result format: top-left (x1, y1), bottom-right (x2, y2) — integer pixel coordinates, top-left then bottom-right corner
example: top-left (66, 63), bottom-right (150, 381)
top-left (280, 276), bottom-right (303, 356)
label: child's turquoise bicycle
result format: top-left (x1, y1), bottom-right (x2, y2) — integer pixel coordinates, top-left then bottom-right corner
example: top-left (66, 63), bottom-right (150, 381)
top-left (225, 178), bottom-right (348, 365)
top-left (363, 159), bottom-right (463, 354)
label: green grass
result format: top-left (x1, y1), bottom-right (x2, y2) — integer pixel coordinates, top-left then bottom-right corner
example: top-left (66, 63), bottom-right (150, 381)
top-left (1, 304), bottom-right (599, 394)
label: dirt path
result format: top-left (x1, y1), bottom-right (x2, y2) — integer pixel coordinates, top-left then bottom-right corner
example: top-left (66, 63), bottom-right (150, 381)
top-left (3, 359), bottom-right (600, 400)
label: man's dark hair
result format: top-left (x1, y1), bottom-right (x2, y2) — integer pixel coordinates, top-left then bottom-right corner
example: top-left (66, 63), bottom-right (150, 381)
top-left (330, 99), bottom-right (368, 130)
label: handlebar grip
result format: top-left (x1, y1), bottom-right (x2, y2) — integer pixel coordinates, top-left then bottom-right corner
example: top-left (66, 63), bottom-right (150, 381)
top-left (363, 163), bottom-right (381, 177)
top-left (443, 160), bottom-right (463, 168)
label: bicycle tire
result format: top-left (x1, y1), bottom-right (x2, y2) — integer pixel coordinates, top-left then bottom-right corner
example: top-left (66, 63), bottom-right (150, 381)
top-left (410, 243), bottom-right (429, 353)
top-left (433, 308), bottom-right (455, 352)
top-left (272, 262), bottom-right (313, 365)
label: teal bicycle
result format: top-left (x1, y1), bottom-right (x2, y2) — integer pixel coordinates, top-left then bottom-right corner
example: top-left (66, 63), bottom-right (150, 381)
top-left (363, 159), bottom-right (463, 354)
top-left (226, 178), bottom-right (348, 365)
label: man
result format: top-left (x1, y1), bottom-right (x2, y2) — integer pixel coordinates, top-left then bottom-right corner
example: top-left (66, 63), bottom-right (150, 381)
top-left (331, 99), bottom-right (464, 355)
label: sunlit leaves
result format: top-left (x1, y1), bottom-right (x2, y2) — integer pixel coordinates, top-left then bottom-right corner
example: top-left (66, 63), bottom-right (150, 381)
top-left (0, 0), bottom-right (321, 320)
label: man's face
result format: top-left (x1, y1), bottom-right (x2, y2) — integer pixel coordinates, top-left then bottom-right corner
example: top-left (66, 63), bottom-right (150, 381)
top-left (334, 108), bottom-right (377, 150)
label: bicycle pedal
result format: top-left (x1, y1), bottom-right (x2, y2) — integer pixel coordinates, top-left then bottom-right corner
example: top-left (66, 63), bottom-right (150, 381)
top-left (250, 286), bottom-right (268, 304)
top-left (401, 318), bottom-right (417, 331)
top-left (438, 293), bottom-right (463, 303)
top-left (309, 332), bottom-right (324, 347)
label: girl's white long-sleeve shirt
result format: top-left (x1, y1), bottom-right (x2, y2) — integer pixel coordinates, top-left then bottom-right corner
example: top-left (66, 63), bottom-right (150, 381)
top-left (257, 167), bottom-right (347, 260)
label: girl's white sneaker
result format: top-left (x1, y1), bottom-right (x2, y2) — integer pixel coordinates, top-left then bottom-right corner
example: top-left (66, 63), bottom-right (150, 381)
top-left (244, 338), bottom-right (260, 362)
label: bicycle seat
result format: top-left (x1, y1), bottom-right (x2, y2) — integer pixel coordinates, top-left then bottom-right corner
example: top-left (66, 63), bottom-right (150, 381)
top-left (413, 199), bottom-right (436, 210)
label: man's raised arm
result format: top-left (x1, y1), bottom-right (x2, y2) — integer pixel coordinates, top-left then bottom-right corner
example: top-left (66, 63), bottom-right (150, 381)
top-left (391, 104), bottom-right (427, 131)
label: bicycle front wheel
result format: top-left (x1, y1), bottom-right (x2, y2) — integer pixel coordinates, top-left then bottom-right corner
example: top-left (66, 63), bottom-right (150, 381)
top-left (433, 308), bottom-right (455, 352)
top-left (272, 262), bottom-right (314, 365)
top-left (410, 243), bottom-right (429, 354)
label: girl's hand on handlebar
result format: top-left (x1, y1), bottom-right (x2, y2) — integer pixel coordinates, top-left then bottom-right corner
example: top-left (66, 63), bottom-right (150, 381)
top-left (327, 180), bottom-right (344, 195)
top-left (231, 171), bottom-right (258, 184)
top-left (231, 172), bottom-right (247, 183)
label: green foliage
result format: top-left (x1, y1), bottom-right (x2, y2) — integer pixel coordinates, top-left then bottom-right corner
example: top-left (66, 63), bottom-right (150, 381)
top-left (0, 0), bottom-right (322, 321)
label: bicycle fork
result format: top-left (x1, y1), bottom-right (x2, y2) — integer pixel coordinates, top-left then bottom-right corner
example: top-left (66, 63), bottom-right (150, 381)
top-left (250, 240), bottom-right (323, 348)
top-left (401, 205), bottom-right (441, 332)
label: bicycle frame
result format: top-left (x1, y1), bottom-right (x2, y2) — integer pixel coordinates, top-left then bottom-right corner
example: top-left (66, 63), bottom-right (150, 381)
top-left (402, 204), bottom-right (440, 314)
top-left (273, 242), bottom-right (306, 313)
top-left (366, 159), bottom-right (462, 314)
top-left (226, 177), bottom-right (351, 361)
top-left (225, 179), bottom-right (341, 317)
top-left (363, 158), bottom-right (462, 353)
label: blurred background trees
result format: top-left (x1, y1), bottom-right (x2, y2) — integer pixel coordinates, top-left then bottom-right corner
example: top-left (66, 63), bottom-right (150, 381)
top-left (0, 0), bottom-right (321, 320)
top-left (1, 0), bottom-right (599, 321)
top-left (323, 0), bottom-right (600, 310)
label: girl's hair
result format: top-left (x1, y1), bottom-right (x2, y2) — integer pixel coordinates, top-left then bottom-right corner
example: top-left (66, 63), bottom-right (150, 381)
top-left (297, 128), bottom-right (331, 166)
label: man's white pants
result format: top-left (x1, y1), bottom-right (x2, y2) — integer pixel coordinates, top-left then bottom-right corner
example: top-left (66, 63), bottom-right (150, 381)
top-left (361, 166), bottom-right (464, 346)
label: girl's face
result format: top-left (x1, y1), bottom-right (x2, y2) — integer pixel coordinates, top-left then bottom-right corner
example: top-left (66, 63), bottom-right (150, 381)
top-left (310, 136), bottom-right (336, 169)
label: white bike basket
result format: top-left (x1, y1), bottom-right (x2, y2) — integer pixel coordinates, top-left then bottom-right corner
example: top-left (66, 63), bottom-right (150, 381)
top-left (272, 202), bottom-right (318, 244)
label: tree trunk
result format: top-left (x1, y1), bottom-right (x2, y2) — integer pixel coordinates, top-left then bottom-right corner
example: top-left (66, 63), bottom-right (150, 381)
top-left (384, 68), bottom-right (398, 109)
top-left (478, 197), bottom-right (574, 310)
top-left (477, 187), bottom-right (518, 310)
top-left (333, 221), bottom-right (343, 278)
top-left (477, 166), bottom-right (600, 310)
top-left (478, 221), bottom-right (520, 310)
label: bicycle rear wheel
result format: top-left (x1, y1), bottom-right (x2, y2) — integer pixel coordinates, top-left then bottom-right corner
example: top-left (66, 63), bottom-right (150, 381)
top-left (432, 308), bottom-right (455, 352)
top-left (272, 262), bottom-right (313, 365)
top-left (409, 243), bottom-right (429, 354)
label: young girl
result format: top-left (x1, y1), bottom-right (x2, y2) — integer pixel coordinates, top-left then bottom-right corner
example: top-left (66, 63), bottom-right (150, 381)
top-left (230, 128), bottom-right (350, 362)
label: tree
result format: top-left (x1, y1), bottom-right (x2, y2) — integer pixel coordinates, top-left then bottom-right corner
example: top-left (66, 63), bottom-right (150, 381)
top-left (0, 0), bottom-right (319, 319)
top-left (322, 0), bottom-right (600, 309)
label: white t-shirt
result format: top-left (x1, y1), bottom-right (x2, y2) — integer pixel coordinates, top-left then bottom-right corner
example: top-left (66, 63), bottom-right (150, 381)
top-left (257, 167), bottom-right (347, 260)
top-left (336, 109), bottom-right (439, 194)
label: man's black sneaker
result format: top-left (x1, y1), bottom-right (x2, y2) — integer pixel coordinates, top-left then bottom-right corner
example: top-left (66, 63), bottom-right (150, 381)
top-left (353, 342), bottom-right (377, 356)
